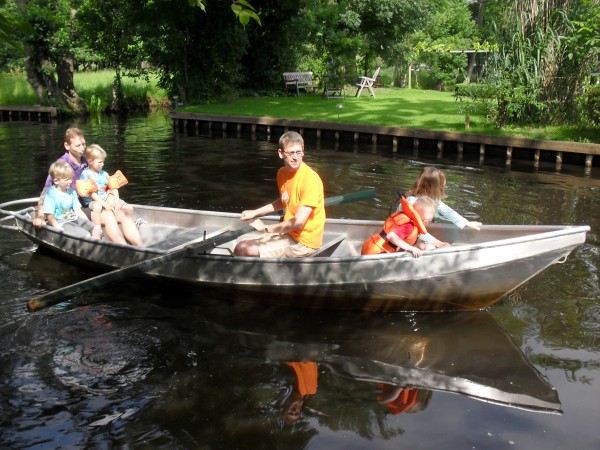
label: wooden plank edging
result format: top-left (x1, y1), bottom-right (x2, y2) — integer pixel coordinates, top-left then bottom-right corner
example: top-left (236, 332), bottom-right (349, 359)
top-left (169, 112), bottom-right (599, 156)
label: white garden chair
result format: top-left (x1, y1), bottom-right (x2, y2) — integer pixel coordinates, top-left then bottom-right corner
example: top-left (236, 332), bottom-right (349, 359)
top-left (355, 67), bottom-right (381, 98)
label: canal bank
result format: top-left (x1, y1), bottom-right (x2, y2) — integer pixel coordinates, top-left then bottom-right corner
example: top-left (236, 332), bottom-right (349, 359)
top-left (170, 112), bottom-right (600, 176)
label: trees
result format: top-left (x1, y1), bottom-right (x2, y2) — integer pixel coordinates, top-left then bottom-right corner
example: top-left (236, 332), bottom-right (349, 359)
top-left (483, 0), bottom-right (599, 126)
top-left (15, 0), bottom-right (86, 113)
top-left (409, 0), bottom-right (479, 90)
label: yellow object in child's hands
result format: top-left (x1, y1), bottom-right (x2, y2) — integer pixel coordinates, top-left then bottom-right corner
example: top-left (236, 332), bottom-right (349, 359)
top-left (108, 170), bottom-right (128, 190)
top-left (75, 178), bottom-right (99, 197)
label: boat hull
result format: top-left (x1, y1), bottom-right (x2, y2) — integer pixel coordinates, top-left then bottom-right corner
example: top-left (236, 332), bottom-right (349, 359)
top-left (1, 199), bottom-right (589, 312)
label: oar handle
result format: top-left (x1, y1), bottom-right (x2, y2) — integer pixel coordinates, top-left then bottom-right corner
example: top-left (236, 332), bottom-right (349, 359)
top-left (325, 189), bottom-right (376, 207)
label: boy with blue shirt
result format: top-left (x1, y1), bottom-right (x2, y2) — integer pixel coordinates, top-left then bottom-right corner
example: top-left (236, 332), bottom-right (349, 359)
top-left (42, 162), bottom-right (102, 239)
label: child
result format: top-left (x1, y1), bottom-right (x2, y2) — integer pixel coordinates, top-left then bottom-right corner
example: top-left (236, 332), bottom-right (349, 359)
top-left (362, 196), bottom-right (437, 258)
top-left (33, 127), bottom-right (87, 228)
top-left (78, 144), bottom-right (135, 227)
top-left (42, 162), bottom-right (102, 239)
top-left (399, 166), bottom-right (483, 249)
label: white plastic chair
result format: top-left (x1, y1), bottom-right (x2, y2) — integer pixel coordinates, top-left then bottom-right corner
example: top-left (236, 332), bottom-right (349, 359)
top-left (355, 67), bottom-right (381, 98)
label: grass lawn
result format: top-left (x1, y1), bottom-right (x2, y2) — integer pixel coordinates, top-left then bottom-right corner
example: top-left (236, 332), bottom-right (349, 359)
top-left (181, 88), bottom-right (599, 143)
top-left (1, 71), bottom-right (596, 143)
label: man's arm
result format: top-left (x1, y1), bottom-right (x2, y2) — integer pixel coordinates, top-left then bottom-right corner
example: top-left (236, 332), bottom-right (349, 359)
top-left (250, 205), bottom-right (312, 234)
top-left (240, 198), bottom-right (284, 222)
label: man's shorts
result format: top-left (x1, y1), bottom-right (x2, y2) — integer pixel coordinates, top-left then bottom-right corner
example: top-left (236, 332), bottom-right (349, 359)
top-left (255, 233), bottom-right (318, 258)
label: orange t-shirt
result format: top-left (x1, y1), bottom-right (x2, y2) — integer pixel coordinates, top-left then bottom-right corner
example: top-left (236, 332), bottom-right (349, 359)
top-left (277, 163), bottom-right (325, 249)
top-left (285, 362), bottom-right (318, 396)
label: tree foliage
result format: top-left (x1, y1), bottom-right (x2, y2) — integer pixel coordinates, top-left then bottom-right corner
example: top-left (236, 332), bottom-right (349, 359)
top-left (483, 0), bottom-right (599, 126)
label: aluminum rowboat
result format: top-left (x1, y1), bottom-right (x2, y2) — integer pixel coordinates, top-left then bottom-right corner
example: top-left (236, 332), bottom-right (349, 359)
top-left (0, 198), bottom-right (590, 312)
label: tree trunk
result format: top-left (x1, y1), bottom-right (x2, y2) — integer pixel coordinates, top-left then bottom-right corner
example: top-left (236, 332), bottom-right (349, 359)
top-left (110, 66), bottom-right (126, 112)
top-left (466, 0), bottom-right (486, 83)
top-left (57, 54), bottom-right (86, 114)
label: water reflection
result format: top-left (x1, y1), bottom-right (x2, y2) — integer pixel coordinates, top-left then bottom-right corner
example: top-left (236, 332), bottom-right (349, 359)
top-left (182, 303), bottom-right (561, 420)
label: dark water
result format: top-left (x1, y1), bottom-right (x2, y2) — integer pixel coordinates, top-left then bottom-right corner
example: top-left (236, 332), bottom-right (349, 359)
top-left (0, 114), bottom-right (598, 449)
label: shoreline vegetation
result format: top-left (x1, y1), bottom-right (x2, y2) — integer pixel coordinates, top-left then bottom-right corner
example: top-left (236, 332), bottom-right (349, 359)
top-left (1, 71), bottom-right (597, 144)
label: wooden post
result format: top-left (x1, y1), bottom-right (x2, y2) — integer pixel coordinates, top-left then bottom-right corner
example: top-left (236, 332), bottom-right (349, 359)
top-left (316, 129), bottom-right (321, 146)
top-left (534, 149), bottom-right (540, 168)
top-left (392, 136), bottom-right (398, 153)
top-left (465, 115), bottom-right (470, 129)
top-left (437, 140), bottom-right (444, 159)
top-left (267, 125), bottom-right (271, 141)
top-left (236, 123), bottom-right (242, 138)
top-left (479, 144), bottom-right (485, 164)
top-left (335, 131), bottom-right (340, 151)
top-left (413, 138), bottom-right (419, 156)
top-left (585, 155), bottom-right (593, 176)
top-left (251, 124), bottom-right (256, 140)
top-left (353, 132), bottom-right (359, 152)
top-left (457, 142), bottom-right (464, 161)
top-left (506, 146), bottom-right (513, 167)
top-left (556, 151), bottom-right (563, 172)
top-left (371, 134), bottom-right (377, 153)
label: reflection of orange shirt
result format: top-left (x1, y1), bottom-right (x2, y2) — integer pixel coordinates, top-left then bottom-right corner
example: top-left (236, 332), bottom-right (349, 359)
top-left (285, 362), bottom-right (318, 396)
top-left (277, 163), bottom-right (325, 249)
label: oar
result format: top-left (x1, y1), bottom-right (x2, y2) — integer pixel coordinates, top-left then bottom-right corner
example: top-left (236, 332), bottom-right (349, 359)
top-left (26, 189), bottom-right (376, 312)
top-left (26, 227), bottom-right (244, 312)
top-left (324, 188), bottom-right (375, 207)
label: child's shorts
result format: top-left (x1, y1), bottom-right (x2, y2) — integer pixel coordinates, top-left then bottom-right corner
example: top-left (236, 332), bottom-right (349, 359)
top-left (89, 194), bottom-right (126, 211)
top-left (62, 217), bottom-right (98, 236)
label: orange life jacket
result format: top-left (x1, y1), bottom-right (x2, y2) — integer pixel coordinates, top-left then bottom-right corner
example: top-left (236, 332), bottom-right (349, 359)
top-left (107, 170), bottom-right (128, 190)
top-left (377, 385), bottom-right (420, 415)
top-left (361, 197), bottom-right (428, 255)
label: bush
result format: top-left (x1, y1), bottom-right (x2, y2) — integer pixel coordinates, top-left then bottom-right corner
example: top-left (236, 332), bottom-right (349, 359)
top-left (577, 84), bottom-right (600, 127)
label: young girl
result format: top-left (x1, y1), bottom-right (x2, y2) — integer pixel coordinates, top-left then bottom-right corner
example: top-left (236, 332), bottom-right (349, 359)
top-left (400, 166), bottom-right (483, 249)
top-left (78, 144), bottom-right (136, 227)
top-left (42, 162), bottom-right (102, 239)
top-left (363, 196), bottom-right (437, 258)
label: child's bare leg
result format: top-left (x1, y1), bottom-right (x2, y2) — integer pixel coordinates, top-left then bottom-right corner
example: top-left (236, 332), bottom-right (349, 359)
top-left (415, 240), bottom-right (435, 250)
top-left (91, 225), bottom-right (102, 240)
top-left (91, 203), bottom-right (103, 226)
top-left (121, 203), bottom-right (135, 219)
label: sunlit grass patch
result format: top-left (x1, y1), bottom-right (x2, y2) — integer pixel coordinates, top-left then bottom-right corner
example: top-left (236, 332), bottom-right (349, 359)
top-left (0, 73), bottom-right (38, 105)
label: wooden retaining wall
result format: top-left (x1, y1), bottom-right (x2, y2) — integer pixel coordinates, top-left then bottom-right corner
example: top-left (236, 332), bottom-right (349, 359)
top-left (170, 112), bottom-right (600, 175)
top-left (0, 105), bottom-right (57, 123)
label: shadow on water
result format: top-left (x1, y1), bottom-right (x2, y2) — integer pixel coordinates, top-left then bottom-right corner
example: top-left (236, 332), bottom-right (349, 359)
top-left (2, 251), bottom-right (561, 447)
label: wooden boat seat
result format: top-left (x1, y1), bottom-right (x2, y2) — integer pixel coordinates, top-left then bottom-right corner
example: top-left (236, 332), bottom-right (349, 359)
top-left (146, 226), bottom-right (231, 250)
top-left (310, 233), bottom-right (347, 258)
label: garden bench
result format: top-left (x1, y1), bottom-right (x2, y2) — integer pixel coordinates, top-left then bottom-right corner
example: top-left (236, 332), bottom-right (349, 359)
top-left (282, 71), bottom-right (318, 96)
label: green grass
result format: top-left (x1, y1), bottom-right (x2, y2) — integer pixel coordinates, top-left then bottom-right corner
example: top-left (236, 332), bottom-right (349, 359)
top-left (74, 70), bottom-right (169, 111)
top-left (0, 70), bottom-right (169, 111)
top-left (0, 72), bottom-right (38, 105)
top-left (1, 71), bottom-right (596, 143)
top-left (181, 88), bottom-right (599, 143)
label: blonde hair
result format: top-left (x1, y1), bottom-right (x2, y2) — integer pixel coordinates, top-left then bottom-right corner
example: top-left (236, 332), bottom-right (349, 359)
top-left (278, 131), bottom-right (304, 151)
top-left (64, 127), bottom-right (84, 145)
top-left (407, 167), bottom-right (446, 201)
top-left (413, 196), bottom-right (437, 220)
top-left (85, 144), bottom-right (107, 161)
top-left (49, 162), bottom-right (74, 180)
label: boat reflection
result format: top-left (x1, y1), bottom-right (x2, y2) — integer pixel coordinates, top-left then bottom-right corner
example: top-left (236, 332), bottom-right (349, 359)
top-left (195, 305), bottom-right (562, 416)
